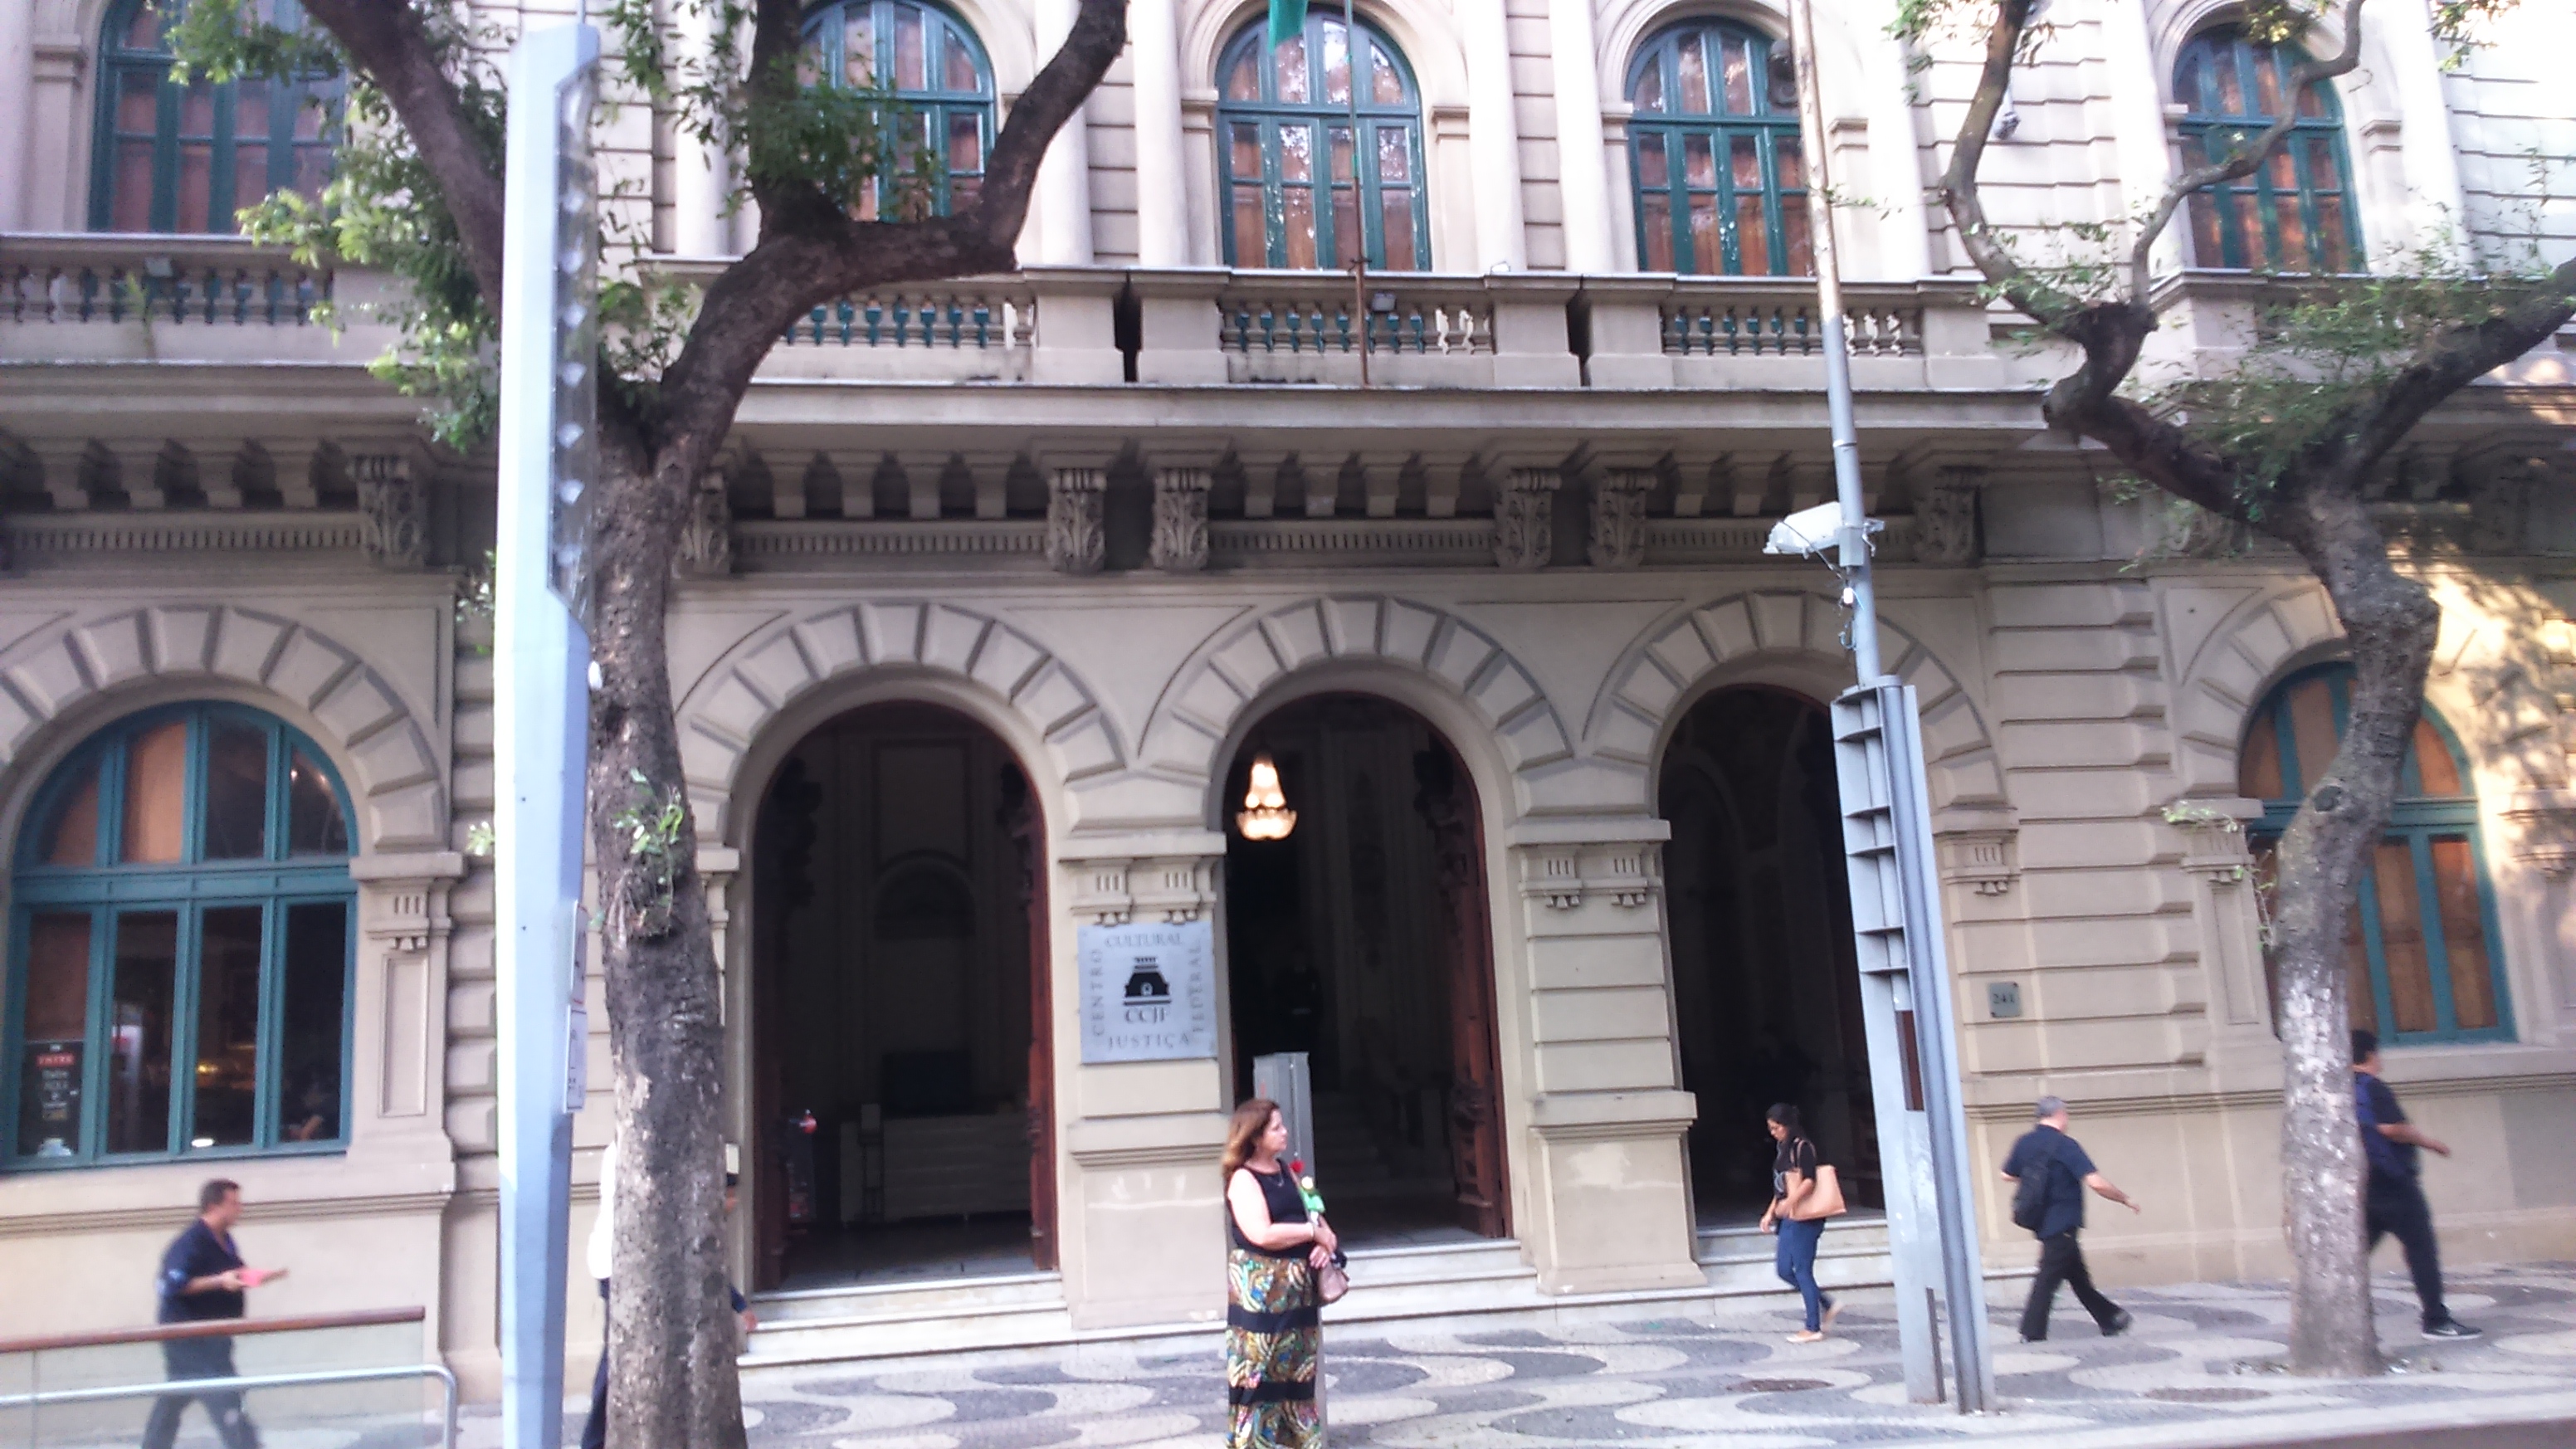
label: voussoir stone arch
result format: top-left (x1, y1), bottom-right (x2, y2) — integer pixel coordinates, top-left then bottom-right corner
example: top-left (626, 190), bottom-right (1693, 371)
top-left (1588, 590), bottom-right (2004, 812)
top-left (673, 600), bottom-right (1122, 838)
top-left (1139, 595), bottom-right (1575, 803)
top-left (0, 605), bottom-right (446, 851)
top-left (2173, 582), bottom-right (2568, 798)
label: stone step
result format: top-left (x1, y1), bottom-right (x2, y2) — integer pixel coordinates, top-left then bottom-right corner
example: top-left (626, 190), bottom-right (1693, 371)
top-left (742, 1272), bottom-right (1073, 1366)
top-left (1696, 1216), bottom-right (1895, 1297)
top-left (1330, 1238), bottom-right (1540, 1322)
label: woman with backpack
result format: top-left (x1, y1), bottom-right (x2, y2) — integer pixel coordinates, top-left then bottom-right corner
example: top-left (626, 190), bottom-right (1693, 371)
top-left (1758, 1103), bottom-right (1846, 1342)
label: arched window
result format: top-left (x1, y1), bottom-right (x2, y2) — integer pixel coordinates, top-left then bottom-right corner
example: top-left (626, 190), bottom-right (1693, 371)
top-left (803, 0), bottom-right (995, 217)
top-left (7, 705), bottom-right (355, 1166)
top-left (90, 0), bottom-right (340, 235)
top-left (2241, 664), bottom-right (2510, 1045)
top-left (1624, 20), bottom-right (1808, 276)
top-left (1216, 13), bottom-right (1429, 271)
top-left (2174, 27), bottom-right (2361, 273)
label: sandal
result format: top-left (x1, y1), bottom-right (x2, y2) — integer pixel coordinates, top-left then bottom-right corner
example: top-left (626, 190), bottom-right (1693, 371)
top-left (1788, 1329), bottom-right (1827, 1344)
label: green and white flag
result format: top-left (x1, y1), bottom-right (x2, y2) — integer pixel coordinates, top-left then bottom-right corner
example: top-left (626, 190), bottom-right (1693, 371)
top-left (1268, 0), bottom-right (1307, 48)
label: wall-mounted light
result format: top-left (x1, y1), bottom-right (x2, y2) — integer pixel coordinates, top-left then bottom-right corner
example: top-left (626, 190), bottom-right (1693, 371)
top-left (1237, 752), bottom-right (1296, 841)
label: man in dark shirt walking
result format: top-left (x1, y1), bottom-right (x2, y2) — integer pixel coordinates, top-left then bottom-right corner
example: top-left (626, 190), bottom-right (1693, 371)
top-left (2001, 1096), bottom-right (2141, 1343)
top-left (2354, 1029), bottom-right (2481, 1340)
top-left (144, 1179), bottom-right (279, 1449)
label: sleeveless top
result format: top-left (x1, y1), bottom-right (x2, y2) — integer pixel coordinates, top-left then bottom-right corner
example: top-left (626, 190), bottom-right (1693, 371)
top-left (1227, 1164), bottom-right (1310, 1258)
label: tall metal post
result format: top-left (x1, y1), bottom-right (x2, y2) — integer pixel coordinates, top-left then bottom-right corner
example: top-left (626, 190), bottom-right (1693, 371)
top-left (495, 20), bottom-right (600, 1449)
top-left (1786, 0), bottom-right (1993, 1410)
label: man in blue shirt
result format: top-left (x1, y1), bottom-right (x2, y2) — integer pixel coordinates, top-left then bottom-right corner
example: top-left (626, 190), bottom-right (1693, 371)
top-left (2354, 1029), bottom-right (2480, 1340)
top-left (144, 1179), bottom-right (276, 1449)
top-left (2000, 1096), bottom-right (2140, 1343)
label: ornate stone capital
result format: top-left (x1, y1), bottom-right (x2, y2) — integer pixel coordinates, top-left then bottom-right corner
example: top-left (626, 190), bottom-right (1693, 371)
top-left (349, 850), bottom-right (469, 954)
top-left (1914, 469), bottom-right (1981, 568)
top-left (675, 474), bottom-right (734, 578)
top-left (1059, 851), bottom-right (1222, 925)
top-left (348, 446), bottom-right (429, 569)
top-left (1588, 469), bottom-right (1652, 569)
top-left (1494, 468), bottom-right (1559, 571)
top-left (1934, 828), bottom-right (2018, 895)
top-left (1149, 467), bottom-right (1211, 572)
top-left (1047, 467), bottom-right (1107, 575)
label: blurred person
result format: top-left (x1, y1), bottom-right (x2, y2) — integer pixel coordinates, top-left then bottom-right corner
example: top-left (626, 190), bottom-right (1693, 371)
top-left (143, 1179), bottom-right (283, 1449)
top-left (2002, 1096), bottom-right (2139, 1343)
top-left (2354, 1029), bottom-right (2480, 1340)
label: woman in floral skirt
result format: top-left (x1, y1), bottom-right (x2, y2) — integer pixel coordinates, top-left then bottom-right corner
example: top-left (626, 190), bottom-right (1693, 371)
top-left (1222, 1097), bottom-right (1338, 1449)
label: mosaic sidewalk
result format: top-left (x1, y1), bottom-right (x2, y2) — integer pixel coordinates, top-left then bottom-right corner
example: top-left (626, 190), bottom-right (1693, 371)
top-left (707, 1262), bottom-right (2576, 1448)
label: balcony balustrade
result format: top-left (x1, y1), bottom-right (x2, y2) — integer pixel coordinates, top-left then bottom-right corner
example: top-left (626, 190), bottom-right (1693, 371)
top-left (5, 233), bottom-right (2032, 392)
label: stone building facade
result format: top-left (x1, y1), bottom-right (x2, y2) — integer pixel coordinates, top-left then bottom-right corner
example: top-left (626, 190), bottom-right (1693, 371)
top-left (2, 0), bottom-right (2573, 1397)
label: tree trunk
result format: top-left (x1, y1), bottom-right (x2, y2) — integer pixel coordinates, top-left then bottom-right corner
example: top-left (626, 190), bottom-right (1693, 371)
top-left (595, 432), bottom-right (749, 1449)
top-left (2267, 489), bottom-right (2441, 1377)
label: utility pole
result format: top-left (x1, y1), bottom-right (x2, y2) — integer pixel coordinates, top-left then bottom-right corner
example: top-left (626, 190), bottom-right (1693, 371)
top-left (494, 17), bottom-right (600, 1449)
top-left (1780, 0), bottom-right (1994, 1410)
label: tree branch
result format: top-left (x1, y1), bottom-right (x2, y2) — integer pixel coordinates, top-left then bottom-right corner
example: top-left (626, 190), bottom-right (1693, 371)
top-left (1937, 0), bottom-right (2062, 323)
top-left (2343, 254), bottom-right (2576, 465)
top-left (2125, 0), bottom-right (2368, 302)
top-left (654, 0), bottom-right (1129, 454)
top-left (967, 0), bottom-right (1128, 252)
top-left (300, 0), bottom-right (507, 305)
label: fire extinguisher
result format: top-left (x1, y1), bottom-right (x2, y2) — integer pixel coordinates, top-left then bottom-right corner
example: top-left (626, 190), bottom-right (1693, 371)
top-left (781, 1108), bottom-right (818, 1225)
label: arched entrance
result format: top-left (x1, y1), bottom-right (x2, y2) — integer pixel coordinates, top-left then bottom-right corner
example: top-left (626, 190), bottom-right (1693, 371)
top-left (1660, 685), bottom-right (1881, 1220)
top-left (749, 702), bottom-right (1053, 1289)
top-left (1222, 693), bottom-right (1509, 1242)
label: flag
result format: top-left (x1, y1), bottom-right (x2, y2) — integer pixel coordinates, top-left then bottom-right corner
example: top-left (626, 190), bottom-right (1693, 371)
top-left (1268, 0), bottom-right (1307, 49)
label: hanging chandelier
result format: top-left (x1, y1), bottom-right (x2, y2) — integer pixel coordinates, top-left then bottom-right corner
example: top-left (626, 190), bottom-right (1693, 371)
top-left (1237, 752), bottom-right (1296, 840)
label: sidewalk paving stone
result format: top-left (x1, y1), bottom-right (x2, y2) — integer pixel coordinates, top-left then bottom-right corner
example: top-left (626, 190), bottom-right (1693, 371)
top-left (711, 1262), bottom-right (2576, 1448)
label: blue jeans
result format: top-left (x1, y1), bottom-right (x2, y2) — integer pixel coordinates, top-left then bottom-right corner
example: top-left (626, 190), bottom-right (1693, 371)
top-left (1774, 1217), bottom-right (1832, 1330)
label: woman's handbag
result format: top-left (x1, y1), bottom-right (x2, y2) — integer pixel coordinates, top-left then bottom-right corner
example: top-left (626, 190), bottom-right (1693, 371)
top-left (1315, 1250), bottom-right (1350, 1305)
top-left (1792, 1164), bottom-right (1848, 1222)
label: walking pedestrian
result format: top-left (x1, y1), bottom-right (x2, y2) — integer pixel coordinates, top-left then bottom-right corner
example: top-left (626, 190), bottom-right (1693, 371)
top-left (143, 1179), bottom-right (282, 1449)
top-left (1222, 1098), bottom-right (1335, 1449)
top-left (1757, 1104), bottom-right (1842, 1343)
top-left (2354, 1029), bottom-right (2481, 1340)
top-left (2002, 1095), bottom-right (2139, 1343)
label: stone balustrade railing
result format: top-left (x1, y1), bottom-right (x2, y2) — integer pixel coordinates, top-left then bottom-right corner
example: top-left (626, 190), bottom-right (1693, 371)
top-left (0, 236), bottom-right (2050, 393)
top-left (0, 232), bottom-right (395, 363)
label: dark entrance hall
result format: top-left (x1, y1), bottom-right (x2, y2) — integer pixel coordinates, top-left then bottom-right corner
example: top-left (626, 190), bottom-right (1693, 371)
top-left (750, 702), bottom-right (1053, 1289)
top-left (1660, 685), bottom-right (1881, 1219)
top-left (1222, 694), bottom-right (1509, 1244)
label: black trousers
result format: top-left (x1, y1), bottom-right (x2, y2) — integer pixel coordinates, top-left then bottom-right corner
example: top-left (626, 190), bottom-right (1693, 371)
top-left (141, 1337), bottom-right (260, 1449)
top-left (582, 1280), bottom-right (610, 1449)
top-left (2366, 1173), bottom-right (2449, 1330)
top-left (2020, 1230), bottom-right (2122, 1341)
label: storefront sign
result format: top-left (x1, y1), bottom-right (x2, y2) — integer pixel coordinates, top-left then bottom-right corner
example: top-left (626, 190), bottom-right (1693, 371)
top-left (1077, 920), bottom-right (1217, 1063)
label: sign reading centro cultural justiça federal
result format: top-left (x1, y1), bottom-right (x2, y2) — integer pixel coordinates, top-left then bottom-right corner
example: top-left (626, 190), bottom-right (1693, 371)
top-left (1077, 920), bottom-right (1217, 1063)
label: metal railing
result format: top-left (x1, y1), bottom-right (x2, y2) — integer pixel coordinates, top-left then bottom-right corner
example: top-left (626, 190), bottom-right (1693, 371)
top-left (0, 1364), bottom-right (459, 1449)
top-left (0, 1307), bottom-right (451, 1449)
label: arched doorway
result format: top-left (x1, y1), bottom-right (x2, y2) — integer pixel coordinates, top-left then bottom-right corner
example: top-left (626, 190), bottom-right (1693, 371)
top-left (1222, 694), bottom-right (1509, 1242)
top-left (1660, 685), bottom-right (1880, 1220)
top-left (749, 702), bottom-right (1053, 1289)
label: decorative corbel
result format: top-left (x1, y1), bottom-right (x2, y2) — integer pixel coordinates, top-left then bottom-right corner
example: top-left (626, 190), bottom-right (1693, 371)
top-left (1046, 467), bottom-right (1108, 575)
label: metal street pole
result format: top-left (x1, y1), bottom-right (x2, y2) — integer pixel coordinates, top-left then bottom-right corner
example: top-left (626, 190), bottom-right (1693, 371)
top-left (495, 18), bottom-right (600, 1449)
top-left (1786, 0), bottom-right (1993, 1410)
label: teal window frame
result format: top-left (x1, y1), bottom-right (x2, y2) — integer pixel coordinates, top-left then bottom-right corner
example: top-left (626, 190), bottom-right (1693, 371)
top-left (88, 0), bottom-right (342, 235)
top-left (1622, 19), bottom-right (1807, 276)
top-left (803, 0), bottom-right (996, 217)
top-left (6, 703), bottom-right (357, 1169)
top-left (1214, 13), bottom-right (1432, 271)
top-left (2246, 663), bottom-right (2514, 1046)
top-left (2174, 27), bottom-right (2363, 274)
